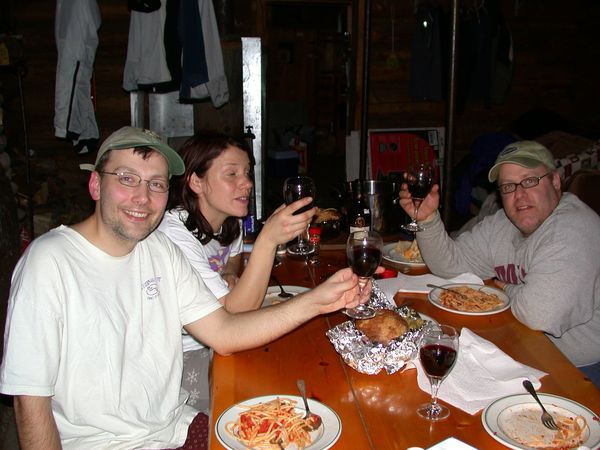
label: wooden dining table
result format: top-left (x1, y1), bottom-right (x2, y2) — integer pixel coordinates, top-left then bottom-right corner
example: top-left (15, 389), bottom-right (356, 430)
top-left (209, 245), bottom-right (600, 449)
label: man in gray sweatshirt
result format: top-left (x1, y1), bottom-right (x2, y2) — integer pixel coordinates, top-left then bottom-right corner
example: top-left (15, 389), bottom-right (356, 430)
top-left (399, 141), bottom-right (600, 387)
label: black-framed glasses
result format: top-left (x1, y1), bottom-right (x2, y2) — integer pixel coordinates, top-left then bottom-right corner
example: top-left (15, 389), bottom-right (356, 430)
top-left (497, 173), bottom-right (550, 195)
top-left (98, 171), bottom-right (169, 193)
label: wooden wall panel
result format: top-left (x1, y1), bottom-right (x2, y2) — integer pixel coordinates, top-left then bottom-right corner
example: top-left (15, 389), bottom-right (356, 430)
top-left (6, 0), bottom-right (599, 176)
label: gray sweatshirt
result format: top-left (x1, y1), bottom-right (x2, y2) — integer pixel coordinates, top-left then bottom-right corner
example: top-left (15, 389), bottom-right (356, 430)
top-left (417, 193), bottom-right (600, 367)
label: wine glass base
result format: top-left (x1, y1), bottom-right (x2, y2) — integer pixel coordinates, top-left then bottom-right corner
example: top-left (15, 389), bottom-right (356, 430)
top-left (286, 244), bottom-right (315, 256)
top-left (401, 222), bottom-right (423, 233)
top-left (343, 305), bottom-right (376, 319)
top-left (416, 402), bottom-right (450, 421)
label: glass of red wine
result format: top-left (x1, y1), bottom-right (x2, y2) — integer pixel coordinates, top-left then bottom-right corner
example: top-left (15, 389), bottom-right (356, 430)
top-left (344, 230), bottom-right (383, 319)
top-left (402, 162), bottom-right (436, 233)
top-left (417, 324), bottom-right (459, 421)
top-left (283, 176), bottom-right (316, 256)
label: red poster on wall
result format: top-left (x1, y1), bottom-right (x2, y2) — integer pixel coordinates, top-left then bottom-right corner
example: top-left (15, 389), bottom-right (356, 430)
top-left (368, 128), bottom-right (445, 183)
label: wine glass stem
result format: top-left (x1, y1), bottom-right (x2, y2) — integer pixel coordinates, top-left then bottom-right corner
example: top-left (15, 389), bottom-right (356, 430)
top-left (429, 377), bottom-right (442, 408)
top-left (297, 226), bottom-right (308, 249)
top-left (412, 199), bottom-right (422, 223)
top-left (357, 276), bottom-right (369, 293)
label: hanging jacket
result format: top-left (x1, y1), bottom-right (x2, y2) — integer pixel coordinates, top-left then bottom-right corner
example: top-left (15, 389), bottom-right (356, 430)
top-left (123, 0), bottom-right (228, 108)
top-left (54, 0), bottom-right (101, 143)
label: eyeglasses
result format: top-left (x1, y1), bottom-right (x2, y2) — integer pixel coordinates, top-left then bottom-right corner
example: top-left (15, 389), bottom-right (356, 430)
top-left (99, 171), bottom-right (169, 193)
top-left (497, 173), bottom-right (550, 195)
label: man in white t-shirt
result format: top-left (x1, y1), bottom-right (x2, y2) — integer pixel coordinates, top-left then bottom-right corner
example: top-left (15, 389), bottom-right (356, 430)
top-left (0, 127), bottom-right (370, 449)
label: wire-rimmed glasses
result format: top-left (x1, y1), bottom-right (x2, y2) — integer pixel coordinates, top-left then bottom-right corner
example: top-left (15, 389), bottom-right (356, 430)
top-left (98, 171), bottom-right (169, 193)
top-left (497, 173), bottom-right (550, 195)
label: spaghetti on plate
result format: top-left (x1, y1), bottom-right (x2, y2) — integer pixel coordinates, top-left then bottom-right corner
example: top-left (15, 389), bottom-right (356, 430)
top-left (439, 286), bottom-right (503, 312)
top-left (225, 397), bottom-right (314, 449)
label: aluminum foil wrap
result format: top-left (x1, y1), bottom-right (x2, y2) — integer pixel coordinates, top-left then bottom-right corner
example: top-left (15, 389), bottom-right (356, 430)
top-left (326, 282), bottom-right (433, 375)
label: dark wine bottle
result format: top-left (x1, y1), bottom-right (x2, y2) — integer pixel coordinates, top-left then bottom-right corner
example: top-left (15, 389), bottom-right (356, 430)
top-left (347, 181), bottom-right (371, 233)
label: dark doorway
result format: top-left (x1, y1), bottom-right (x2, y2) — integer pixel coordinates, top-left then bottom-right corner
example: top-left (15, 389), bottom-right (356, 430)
top-left (263, 1), bottom-right (353, 213)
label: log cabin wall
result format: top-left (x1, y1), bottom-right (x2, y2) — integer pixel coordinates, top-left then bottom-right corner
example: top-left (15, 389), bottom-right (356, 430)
top-left (1, 0), bottom-right (598, 218)
top-left (367, 0), bottom-right (600, 158)
top-left (4, 0), bottom-right (599, 165)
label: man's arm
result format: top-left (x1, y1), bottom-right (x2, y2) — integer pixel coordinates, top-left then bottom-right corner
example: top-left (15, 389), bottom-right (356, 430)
top-left (185, 267), bottom-right (367, 355)
top-left (14, 396), bottom-right (61, 450)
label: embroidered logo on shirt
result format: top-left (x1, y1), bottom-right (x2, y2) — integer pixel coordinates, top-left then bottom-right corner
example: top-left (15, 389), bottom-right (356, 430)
top-left (142, 277), bottom-right (162, 300)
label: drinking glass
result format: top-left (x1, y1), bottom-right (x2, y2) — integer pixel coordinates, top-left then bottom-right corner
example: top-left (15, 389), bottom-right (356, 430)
top-left (344, 230), bottom-right (383, 319)
top-left (283, 176), bottom-right (316, 256)
top-left (402, 162), bottom-right (436, 232)
top-left (417, 324), bottom-right (459, 421)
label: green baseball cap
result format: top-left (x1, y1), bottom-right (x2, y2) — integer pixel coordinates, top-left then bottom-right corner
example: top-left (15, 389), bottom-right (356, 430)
top-left (79, 126), bottom-right (185, 177)
top-left (488, 140), bottom-right (555, 182)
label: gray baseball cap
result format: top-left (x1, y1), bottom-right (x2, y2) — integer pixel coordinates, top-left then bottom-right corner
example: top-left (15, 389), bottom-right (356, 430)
top-left (488, 141), bottom-right (555, 182)
top-left (79, 126), bottom-right (185, 177)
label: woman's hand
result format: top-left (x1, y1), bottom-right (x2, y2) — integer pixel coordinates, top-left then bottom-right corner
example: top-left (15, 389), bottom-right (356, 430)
top-left (259, 198), bottom-right (316, 247)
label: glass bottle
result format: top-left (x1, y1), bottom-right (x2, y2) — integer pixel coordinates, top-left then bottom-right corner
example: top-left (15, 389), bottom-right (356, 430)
top-left (348, 181), bottom-right (371, 234)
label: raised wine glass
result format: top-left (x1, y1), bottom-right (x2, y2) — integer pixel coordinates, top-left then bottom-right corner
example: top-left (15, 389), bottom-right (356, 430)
top-left (283, 176), bottom-right (316, 256)
top-left (402, 162), bottom-right (436, 233)
top-left (344, 230), bottom-right (383, 319)
top-left (417, 324), bottom-right (459, 421)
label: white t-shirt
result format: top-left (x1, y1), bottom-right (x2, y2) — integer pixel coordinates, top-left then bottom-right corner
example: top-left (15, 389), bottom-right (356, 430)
top-left (158, 208), bottom-right (243, 351)
top-left (0, 226), bottom-right (222, 449)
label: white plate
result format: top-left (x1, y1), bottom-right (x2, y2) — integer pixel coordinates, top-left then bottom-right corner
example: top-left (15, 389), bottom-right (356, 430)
top-left (263, 285), bottom-right (309, 307)
top-left (428, 283), bottom-right (510, 316)
top-left (215, 394), bottom-right (342, 450)
top-left (382, 242), bottom-right (426, 267)
top-left (482, 393), bottom-right (600, 450)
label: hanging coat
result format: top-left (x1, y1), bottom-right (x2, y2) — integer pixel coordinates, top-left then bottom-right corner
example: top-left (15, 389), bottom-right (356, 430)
top-left (54, 0), bottom-right (101, 143)
top-left (123, 0), bottom-right (229, 108)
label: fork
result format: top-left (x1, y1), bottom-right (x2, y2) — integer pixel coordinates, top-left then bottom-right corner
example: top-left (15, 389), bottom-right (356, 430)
top-left (522, 380), bottom-right (559, 430)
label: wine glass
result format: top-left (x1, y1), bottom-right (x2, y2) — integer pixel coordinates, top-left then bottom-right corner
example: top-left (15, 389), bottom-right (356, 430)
top-left (344, 230), bottom-right (383, 319)
top-left (417, 324), bottom-right (459, 421)
top-left (283, 176), bottom-right (316, 256)
top-left (402, 162), bottom-right (436, 233)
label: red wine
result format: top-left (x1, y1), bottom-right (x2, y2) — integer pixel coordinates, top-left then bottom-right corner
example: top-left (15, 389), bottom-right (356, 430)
top-left (349, 246), bottom-right (381, 277)
top-left (408, 178), bottom-right (433, 200)
top-left (284, 191), bottom-right (314, 215)
top-left (419, 344), bottom-right (457, 378)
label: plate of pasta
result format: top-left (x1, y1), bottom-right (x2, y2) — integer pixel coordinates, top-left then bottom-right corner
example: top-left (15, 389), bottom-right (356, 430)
top-left (428, 283), bottom-right (510, 316)
top-left (382, 241), bottom-right (426, 267)
top-left (482, 393), bottom-right (600, 449)
top-left (215, 395), bottom-right (341, 450)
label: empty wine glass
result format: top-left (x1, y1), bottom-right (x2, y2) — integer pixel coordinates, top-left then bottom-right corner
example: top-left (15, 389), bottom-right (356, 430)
top-left (402, 162), bottom-right (436, 233)
top-left (417, 324), bottom-right (459, 421)
top-left (344, 230), bottom-right (383, 319)
top-left (283, 176), bottom-right (316, 256)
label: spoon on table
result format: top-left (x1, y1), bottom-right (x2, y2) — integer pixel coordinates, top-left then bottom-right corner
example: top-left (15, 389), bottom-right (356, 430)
top-left (296, 379), bottom-right (322, 430)
top-left (272, 275), bottom-right (294, 299)
top-left (426, 283), bottom-right (468, 299)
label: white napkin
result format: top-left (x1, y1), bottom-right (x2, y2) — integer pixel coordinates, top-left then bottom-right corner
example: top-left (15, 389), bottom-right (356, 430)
top-left (377, 272), bottom-right (484, 301)
top-left (415, 328), bottom-right (548, 415)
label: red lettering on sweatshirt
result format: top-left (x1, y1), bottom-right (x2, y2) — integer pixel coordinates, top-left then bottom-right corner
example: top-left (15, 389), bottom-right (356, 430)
top-left (495, 264), bottom-right (526, 284)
